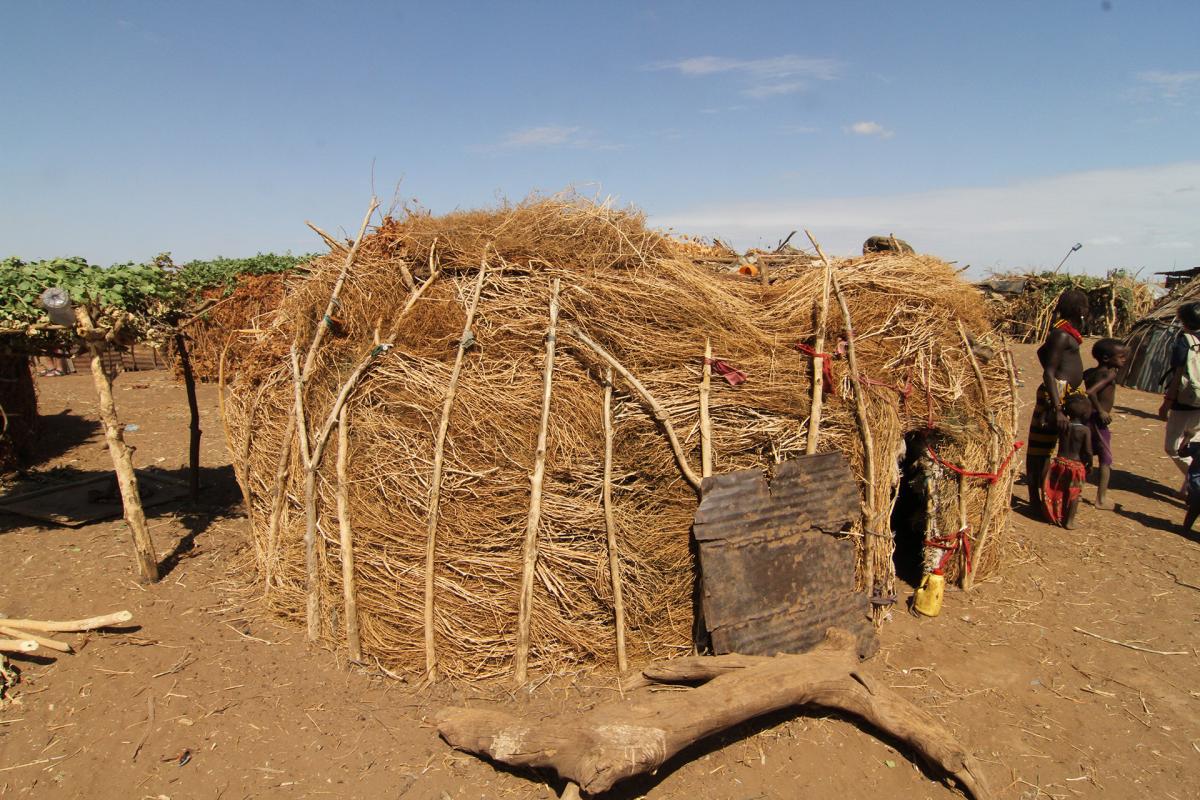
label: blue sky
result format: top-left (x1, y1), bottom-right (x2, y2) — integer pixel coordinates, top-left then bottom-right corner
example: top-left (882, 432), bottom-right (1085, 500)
top-left (2, 1), bottom-right (1198, 277)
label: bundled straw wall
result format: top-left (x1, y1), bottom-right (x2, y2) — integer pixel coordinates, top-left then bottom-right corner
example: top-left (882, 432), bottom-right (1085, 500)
top-left (222, 198), bottom-right (1018, 681)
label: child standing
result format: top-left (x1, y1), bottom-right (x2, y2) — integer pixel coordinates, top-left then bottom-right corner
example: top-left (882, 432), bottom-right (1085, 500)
top-left (1043, 394), bottom-right (1093, 529)
top-left (1083, 338), bottom-right (1129, 509)
top-left (1180, 440), bottom-right (1200, 532)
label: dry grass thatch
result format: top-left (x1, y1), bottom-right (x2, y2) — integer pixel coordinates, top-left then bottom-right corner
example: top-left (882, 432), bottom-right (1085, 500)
top-left (221, 196), bottom-right (1018, 682)
top-left (982, 271), bottom-right (1157, 343)
top-left (176, 273), bottom-right (289, 382)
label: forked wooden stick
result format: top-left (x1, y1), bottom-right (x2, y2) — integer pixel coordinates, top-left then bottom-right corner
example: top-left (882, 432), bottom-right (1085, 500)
top-left (804, 230), bottom-right (833, 454)
top-left (958, 321), bottom-right (999, 591)
top-left (514, 278), bottom-right (561, 685)
top-left (424, 256), bottom-right (489, 682)
top-left (807, 233), bottom-right (877, 594)
top-left (601, 368), bottom-right (628, 675)
top-left (569, 325), bottom-right (702, 494)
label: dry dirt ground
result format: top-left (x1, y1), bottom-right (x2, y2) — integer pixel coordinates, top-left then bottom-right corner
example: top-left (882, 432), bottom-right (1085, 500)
top-left (1, 342), bottom-right (1197, 800)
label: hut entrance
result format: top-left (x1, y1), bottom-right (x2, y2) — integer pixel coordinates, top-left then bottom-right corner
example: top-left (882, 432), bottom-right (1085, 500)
top-left (891, 430), bottom-right (931, 588)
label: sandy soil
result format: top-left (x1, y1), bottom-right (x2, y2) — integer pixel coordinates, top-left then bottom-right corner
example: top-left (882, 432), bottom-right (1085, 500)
top-left (0, 342), bottom-right (1197, 800)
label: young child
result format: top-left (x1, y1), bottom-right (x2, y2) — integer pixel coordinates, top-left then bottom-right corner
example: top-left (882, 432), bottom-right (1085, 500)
top-left (1043, 394), bottom-right (1093, 528)
top-left (1083, 338), bottom-right (1129, 509)
top-left (1179, 439), bottom-right (1200, 532)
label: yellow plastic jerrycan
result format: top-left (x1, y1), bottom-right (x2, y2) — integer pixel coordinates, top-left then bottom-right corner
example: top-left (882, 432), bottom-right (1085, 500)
top-left (913, 572), bottom-right (945, 617)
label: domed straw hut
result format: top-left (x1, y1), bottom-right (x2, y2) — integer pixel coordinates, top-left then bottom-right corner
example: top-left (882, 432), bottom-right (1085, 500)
top-left (221, 197), bottom-right (1018, 683)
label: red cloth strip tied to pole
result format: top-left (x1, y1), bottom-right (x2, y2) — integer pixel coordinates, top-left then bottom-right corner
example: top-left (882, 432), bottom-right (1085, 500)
top-left (794, 342), bottom-right (835, 388)
top-left (925, 526), bottom-right (972, 576)
top-left (926, 441), bottom-right (1025, 484)
top-left (703, 357), bottom-right (747, 387)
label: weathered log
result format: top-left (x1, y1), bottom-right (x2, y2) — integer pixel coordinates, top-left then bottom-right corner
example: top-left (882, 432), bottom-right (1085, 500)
top-left (437, 629), bottom-right (991, 799)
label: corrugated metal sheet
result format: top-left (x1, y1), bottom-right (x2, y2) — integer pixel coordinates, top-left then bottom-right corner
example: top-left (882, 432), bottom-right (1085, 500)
top-left (693, 453), bottom-right (877, 658)
top-left (1122, 321), bottom-right (1177, 394)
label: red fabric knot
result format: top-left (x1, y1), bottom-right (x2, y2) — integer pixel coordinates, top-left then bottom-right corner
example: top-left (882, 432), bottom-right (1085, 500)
top-left (926, 441), bottom-right (1025, 484)
top-left (703, 357), bottom-right (747, 386)
top-left (925, 525), bottom-right (973, 576)
top-left (794, 342), bottom-right (835, 388)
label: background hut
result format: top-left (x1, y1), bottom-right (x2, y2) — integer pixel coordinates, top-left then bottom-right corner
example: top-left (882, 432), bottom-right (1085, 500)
top-left (980, 270), bottom-right (1158, 343)
top-left (221, 197), bottom-right (1019, 683)
top-left (1121, 274), bottom-right (1200, 393)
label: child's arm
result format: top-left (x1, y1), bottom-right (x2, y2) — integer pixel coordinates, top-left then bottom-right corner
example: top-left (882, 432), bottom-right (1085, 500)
top-left (1085, 369), bottom-right (1118, 416)
top-left (1079, 427), bottom-right (1093, 465)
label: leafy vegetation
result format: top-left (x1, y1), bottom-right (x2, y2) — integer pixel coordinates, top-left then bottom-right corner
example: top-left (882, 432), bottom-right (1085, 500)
top-left (0, 251), bottom-right (314, 350)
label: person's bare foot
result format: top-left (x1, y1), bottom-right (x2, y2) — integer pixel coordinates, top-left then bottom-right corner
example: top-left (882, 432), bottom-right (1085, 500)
top-left (1096, 499), bottom-right (1114, 510)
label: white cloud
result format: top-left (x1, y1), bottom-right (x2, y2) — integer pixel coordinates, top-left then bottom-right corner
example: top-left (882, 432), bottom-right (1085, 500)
top-left (484, 125), bottom-right (619, 152)
top-left (658, 55), bottom-right (839, 81)
top-left (653, 54), bottom-right (838, 100)
top-left (649, 162), bottom-right (1200, 276)
top-left (846, 121), bottom-right (894, 138)
top-left (1137, 70), bottom-right (1200, 101)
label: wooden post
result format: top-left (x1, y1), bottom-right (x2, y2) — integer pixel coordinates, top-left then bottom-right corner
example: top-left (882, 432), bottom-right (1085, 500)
top-left (970, 347), bottom-right (1022, 583)
top-left (602, 368), bottom-right (628, 674)
top-left (1106, 283), bottom-right (1117, 338)
top-left (75, 308), bottom-right (159, 583)
top-left (173, 331), bottom-right (202, 502)
top-left (569, 325), bottom-right (702, 494)
top-left (514, 279), bottom-right (561, 685)
top-left (804, 230), bottom-right (833, 455)
top-left (290, 348), bottom-right (321, 641)
top-left (957, 322), bottom-right (998, 591)
top-left (805, 236), bottom-right (878, 598)
top-left (424, 259), bottom-right (489, 682)
top-left (700, 339), bottom-right (713, 479)
top-left (336, 404), bottom-right (362, 663)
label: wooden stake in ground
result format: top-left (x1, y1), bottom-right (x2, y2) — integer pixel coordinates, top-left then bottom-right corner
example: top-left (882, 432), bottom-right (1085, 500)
top-left (336, 404), bottom-right (362, 663)
top-left (74, 307), bottom-right (158, 583)
top-left (569, 325), bottom-right (702, 494)
top-left (264, 198), bottom-right (378, 597)
top-left (601, 368), bottom-right (628, 674)
top-left (173, 331), bottom-right (202, 502)
top-left (514, 279), bottom-right (561, 685)
top-left (700, 338), bottom-right (713, 478)
top-left (806, 233), bottom-right (878, 596)
top-left (438, 628), bottom-right (992, 800)
top-left (804, 230), bottom-right (833, 455)
top-left (957, 321), bottom-right (998, 591)
top-left (424, 258), bottom-right (489, 682)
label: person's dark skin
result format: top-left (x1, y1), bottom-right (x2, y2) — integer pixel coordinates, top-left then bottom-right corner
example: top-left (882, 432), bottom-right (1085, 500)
top-left (1043, 407), bottom-right (1092, 529)
top-left (1084, 345), bottom-right (1128, 510)
top-left (1180, 443), bottom-right (1200, 532)
top-left (1027, 309), bottom-right (1086, 507)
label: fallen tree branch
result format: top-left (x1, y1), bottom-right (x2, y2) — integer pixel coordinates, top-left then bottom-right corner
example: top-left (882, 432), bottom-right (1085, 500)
top-left (437, 628), bottom-right (992, 799)
top-left (0, 611), bottom-right (132, 632)
top-left (0, 627), bottom-right (71, 653)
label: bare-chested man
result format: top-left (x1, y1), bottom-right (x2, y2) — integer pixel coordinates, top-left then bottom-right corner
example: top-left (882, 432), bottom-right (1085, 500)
top-left (1026, 289), bottom-right (1089, 509)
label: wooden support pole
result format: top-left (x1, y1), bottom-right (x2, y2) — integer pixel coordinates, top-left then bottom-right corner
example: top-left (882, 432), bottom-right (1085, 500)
top-left (263, 197), bottom-right (378, 596)
top-left (424, 258), bottom-right (489, 682)
top-left (806, 235), bottom-right (878, 598)
top-left (291, 347), bottom-right (321, 641)
top-left (336, 404), bottom-right (362, 663)
top-left (602, 368), bottom-right (629, 675)
top-left (957, 321), bottom-right (998, 591)
top-left (804, 230), bottom-right (833, 455)
top-left (514, 279), bottom-right (561, 685)
top-left (569, 325), bottom-right (702, 494)
top-left (970, 347), bottom-right (1022, 583)
top-left (173, 331), bottom-right (202, 502)
top-left (700, 339), bottom-right (713, 479)
top-left (75, 308), bottom-right (159, 583)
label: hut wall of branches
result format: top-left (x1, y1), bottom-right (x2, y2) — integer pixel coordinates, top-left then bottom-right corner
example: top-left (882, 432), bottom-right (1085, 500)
top-left (981, 271), bottom-right (1157, 343)
top-left (1121, 275), bottom-right (1200, 393)
top-left (175, 272), bottom-right (289, 382)
top-left (222, 199), bottom-right (1019, 682)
